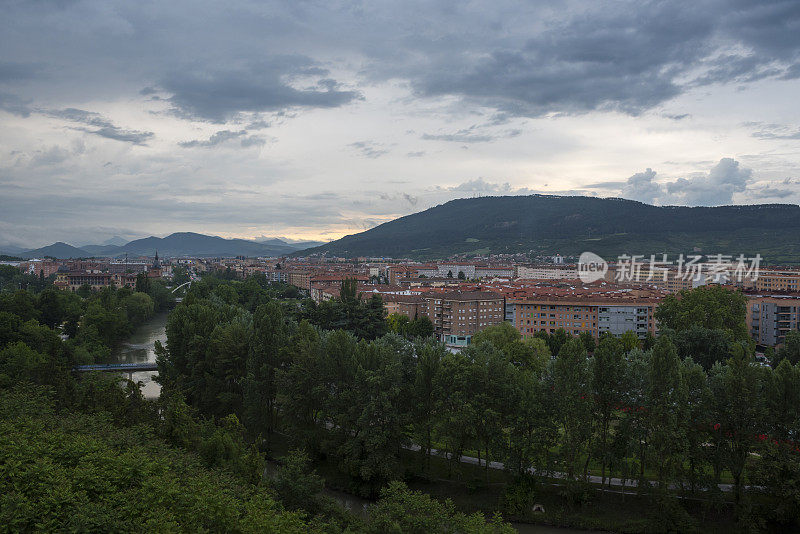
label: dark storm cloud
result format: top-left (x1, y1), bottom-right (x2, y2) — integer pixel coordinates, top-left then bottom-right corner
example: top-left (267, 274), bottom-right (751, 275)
top-left (160, 59), bottom-right (361, 122)
top-left (46, 108), bottom-right (153, 145)
top-left (3, 1), bottom-right (800, 121)
top-left (392, 0), bottom-right (800, 117)
top-left (409, 2), bottom-right (712, 116)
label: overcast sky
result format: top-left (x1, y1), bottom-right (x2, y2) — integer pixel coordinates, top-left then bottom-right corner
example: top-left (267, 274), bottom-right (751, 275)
top-left (2, 0), bottom-right (800, 247)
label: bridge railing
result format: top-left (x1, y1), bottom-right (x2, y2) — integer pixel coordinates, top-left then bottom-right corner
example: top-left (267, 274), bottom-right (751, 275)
top-left (74, 362), bottom-right (158, 372)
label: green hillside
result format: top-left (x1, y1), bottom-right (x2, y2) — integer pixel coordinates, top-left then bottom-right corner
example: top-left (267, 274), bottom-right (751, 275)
top-left (299, 195), bottom-right (800, 263)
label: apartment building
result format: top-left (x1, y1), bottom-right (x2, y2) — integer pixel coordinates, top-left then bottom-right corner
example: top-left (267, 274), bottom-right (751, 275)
top-left (515, 265), bottom-right (579, 280)
top-left (475, 266), bottom-right (514, 279)
top-left (387, 264), bottom-right (421, 285)
top-left (746, 270), bottom-right (800, 293)
top-left (507, 287), bottom-right (663, 339)
top-left (746, 294), bottom-right (800, 346)
top-left (268, 269), bottom-right (289, 283)
top-left (383, 294), bottom-right (425, 319)
top-left (421, 291), bottom-right (505, 346)
top-left (19, 260), bottom-right (62, 278)
top-left (286, 270), bottom-right (312, 291)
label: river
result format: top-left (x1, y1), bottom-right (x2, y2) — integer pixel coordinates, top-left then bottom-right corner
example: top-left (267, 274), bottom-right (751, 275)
top-left (110, 311), bottom-right (169, 399)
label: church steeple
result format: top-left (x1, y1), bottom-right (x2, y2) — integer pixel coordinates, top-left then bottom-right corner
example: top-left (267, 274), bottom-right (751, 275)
top-left (152, 250), bottom-right (161, 269)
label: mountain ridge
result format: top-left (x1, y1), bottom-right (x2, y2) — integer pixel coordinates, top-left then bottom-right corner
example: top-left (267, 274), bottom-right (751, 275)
top-left (18, 232), bottom-right (307, 259)
top-left (297, 195), bottom-right (800, 262)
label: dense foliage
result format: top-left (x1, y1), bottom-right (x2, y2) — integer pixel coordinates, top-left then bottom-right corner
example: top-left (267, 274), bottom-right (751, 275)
top-left (157, 280), bottom-right (800, 530)
top-left (1, 272), bottom-right (513, 532)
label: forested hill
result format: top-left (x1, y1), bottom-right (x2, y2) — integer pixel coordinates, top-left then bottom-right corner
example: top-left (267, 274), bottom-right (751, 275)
top-left (298, 195), bottom-right (800, 262)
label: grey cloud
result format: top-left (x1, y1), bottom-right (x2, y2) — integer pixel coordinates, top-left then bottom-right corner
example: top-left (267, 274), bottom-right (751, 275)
top-left (446, 178), bottom-right (531, 195)
top-left (0, 92), bottom-right (31, 117)
top-left (0, 62), bottom-right (40, 83)
top-left (81, 126), bottom-right (153, 145)
top-left (161, 59), bottom-right (361, 122)
top-left (406, 151), bottom-right (425, 158)
top-left (749, 186), bottom-right (795, 199)
top-left (666, 158), bottom-right (751, 206)
top-left (584, 181), bottom-right (627, 189)
top-left (421, 125), bottom-right (522, 143)
top-left (617, 158), bottom-right (754, 206)
top-left (179, 129), bottom-right (267, 148)
top-left (4, 1), bottom-right (800, 122)
top-left (621, 169), bottom-right (663, 204)
top-left (750, 123), bottom-right (800, 140)
top-left (389, 1), bottom-right (800, 117)
top-left (740, 178), bottom-right (798, 199)
top-left (47, 108), bottom-right (153, 145)
top-left (376, 191), bottom-right (419, 207)
top-left (349, 141), bottom-right (389, 159)
top-left (410, 2), bottom-right (713, 116)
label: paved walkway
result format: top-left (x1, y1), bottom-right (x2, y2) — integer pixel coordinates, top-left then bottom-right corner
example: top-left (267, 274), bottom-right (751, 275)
top-left (407, 444), bottom-right (735, 492)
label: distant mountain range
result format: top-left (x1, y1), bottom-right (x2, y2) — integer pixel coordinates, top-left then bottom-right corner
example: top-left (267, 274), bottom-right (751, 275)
top-left (6, 232), bottom-right (325, 259)
top-left (299, 195), bottom-right (800, 263)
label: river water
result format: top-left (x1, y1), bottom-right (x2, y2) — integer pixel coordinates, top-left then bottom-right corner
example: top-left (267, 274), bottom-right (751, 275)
top-left (110, 311), bottom-right (168, 399)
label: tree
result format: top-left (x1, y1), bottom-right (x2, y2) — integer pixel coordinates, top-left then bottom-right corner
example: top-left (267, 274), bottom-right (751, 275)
top-left (504, 365), bottom-right (554, 479)
top-left (334, 335), bottom-right (414, 494)
top-left (647, 337), bottom-right (688, 490)
top-left (471, 321), bottom-right (520, 351)
top-left (411, 340), bottom-right (444, 473)
top-left (669, 325), bottom-right (733, 370)
top-left (616, 348), bottom-right (651, 488)
top-left (591, 336), bottom-right (625, 488)
top-left (387, 313), bottom-right (411, 335)
top-left (619, 330), bottom-right (640, 352)
top-left (756, 359), bottom-right (800, 525)
top-left (457, 270), bottom-right (466, 280)
top-left (365, 481), bottom-right (513, 534)
top-left (0, 290), bottom-right (39, 322)
top-left (680, 357), bottom-right (712, 494)
top-left (268, 449), bottom-right (325, 513)
top-left (547, 328), bottom-right (569, 356)
top-left (462, 341), bottom-right (516, 482)
top-left (709, 349), bottom-right (765, 515)
top-left (243, 301), bottom-right (287, 441)
top-left (775, 330), bottom-right (800, 366)
top-left (123, 292), bottom-right (154, 326)
top-left (579, 330), bottom-right (596, 353)
top-left (135, 272), bottom-right (151, 294)
top-left (36, 288), bottom-right (64, 329)
top-left (551, 338), bottom-right (593, 480)
top-left (277, 321), bottom-right (327, 453)
top-left (172, 266), bottom-right (190, 286)
top-left (656, 285), bottom-right (749, 342)
top-left (407, 316), bottom-right (434, 338)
